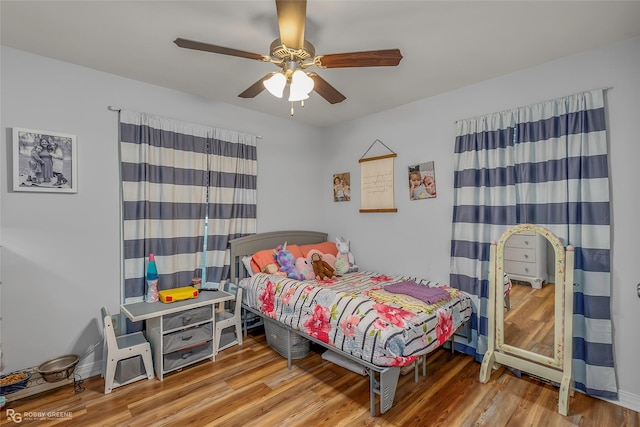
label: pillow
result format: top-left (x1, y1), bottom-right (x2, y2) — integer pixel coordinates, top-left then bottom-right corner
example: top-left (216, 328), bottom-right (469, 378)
top-left (250, 244), bottom-right (304, 273)
top-left (299, 242), bottom-right (338, 258)
top-left (250, 249), bottom-right (276, 274)
top-left (285, 244), bottom-right (304, 259)
top-left (241, 255), bottom-right (253, 276)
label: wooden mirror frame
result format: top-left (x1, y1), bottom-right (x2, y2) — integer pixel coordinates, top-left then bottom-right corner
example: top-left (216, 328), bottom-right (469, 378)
top-left (479, 223), bottom-right (575, 415)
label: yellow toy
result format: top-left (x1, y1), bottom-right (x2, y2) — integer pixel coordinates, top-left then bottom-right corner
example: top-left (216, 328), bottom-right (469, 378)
top-left (158, 286), bottom-right (199, 303)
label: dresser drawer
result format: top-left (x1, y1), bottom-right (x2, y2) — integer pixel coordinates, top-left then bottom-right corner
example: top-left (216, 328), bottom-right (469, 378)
top-left (504, 260), bottom-right (537, 276)
top-left (504, 247), bottom-right (537, 263)
top-left (163, 322), bottom-right (213, 354)
top-left (163, 341), bottom-right (213, 372)
top-left (505, 234), bottom-right (537, 249)
top-left (162, 305), bottom-right (212, 330)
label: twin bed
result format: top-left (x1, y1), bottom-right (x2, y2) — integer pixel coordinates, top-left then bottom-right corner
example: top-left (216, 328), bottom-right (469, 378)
top-left (229, 230), bottom-right (473, 416)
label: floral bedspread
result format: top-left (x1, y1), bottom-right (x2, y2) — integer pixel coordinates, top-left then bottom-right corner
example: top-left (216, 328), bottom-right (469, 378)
top-left (239, 271), bottom-right (473, 367)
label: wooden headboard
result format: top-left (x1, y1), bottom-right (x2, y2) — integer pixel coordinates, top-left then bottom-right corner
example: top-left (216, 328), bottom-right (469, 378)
top-left (229, 230), bottom-right (328, 283)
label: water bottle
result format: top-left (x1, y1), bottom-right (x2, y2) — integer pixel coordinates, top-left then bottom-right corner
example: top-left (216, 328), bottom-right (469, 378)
top-left (145, 253), bottom-right (159, 303)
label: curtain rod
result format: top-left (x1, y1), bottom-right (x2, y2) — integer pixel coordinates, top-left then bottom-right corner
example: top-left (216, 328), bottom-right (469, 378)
top-left (455, 87), bottom-right (613, 124)
top-left (107, 105), bottom-right (262, 139)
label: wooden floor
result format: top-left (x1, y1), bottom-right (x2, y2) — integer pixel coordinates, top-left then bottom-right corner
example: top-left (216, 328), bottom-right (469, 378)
top-left (4, 328), bottom-right (638, 427)
top-left (504, 281), bottom-right (555, 357)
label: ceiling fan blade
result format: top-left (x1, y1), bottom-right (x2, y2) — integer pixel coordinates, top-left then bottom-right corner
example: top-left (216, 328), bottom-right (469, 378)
top-left (238, 74), bottom-right (272, 98)
top-left (174, 38), bottom-right (264, 61)
top-left (316, 49), bottom-right (403, 68)
top-left (308, 73), bottom-right (346, 104)
top-left (276, 0), bottom-right (306, 49)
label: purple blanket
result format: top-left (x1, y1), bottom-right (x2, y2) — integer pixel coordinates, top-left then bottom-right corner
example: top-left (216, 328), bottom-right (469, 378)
top-left (384, 281), bottom-right (451, 304)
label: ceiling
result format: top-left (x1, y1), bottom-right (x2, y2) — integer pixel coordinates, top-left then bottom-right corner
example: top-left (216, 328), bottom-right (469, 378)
top-left (2, 1), bottom-right (639, 128)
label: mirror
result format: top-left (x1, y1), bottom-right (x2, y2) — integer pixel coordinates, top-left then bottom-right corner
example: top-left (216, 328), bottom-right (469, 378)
top-left (502, 233), bottom-right (555, 359)
top-left (480, 224), bottom-right (575, 415)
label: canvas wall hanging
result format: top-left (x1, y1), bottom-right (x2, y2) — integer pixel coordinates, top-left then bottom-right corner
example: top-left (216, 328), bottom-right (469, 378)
top-left (359, 139), bottom-right (397, 213)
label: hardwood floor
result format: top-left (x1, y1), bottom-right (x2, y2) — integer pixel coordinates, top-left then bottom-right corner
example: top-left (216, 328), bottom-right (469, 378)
top-left (504, 281), bottom-right (555, 356)
top-left (3, 328), bottom-right (638, 426)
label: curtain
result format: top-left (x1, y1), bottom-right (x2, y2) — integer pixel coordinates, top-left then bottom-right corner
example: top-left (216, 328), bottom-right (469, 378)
top-left (119, 111), bottom-right (257, 302)
top-left (450, 110), bottom-right (518, 360)
top-left (450, 89), bottom-right (616, 398)
top-left (204, 129), bottom-right (257, 287)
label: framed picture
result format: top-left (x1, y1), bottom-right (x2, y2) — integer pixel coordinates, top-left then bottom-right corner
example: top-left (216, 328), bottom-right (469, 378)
top-left (13, 127), bottom-right (77, 193)
top-left (333, 172), bottom-right (351, 202)
top-left (408, 161), bottom-right (436, 200)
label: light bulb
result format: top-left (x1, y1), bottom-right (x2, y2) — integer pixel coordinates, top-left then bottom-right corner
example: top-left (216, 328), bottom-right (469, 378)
top-left (263, 72), bottom-right (286, 98)
top-left (288, 70), bottom-right (314, 102)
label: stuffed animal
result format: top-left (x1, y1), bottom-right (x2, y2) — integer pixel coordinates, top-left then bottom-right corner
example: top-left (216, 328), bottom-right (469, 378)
top-left (306, 249), bottom-right (336, 269)
top-left (334, 257), bottom-right (349, 275)
top-left (295, 257), bottom-right (315, 280)
top-left (262, 263), bottom-right (286, 277)
top-left (336, 236), bottom-right (358, 273)
top-left (311, 252), bottom-right (336, 280)
top-left (274, 243), bottom-right (303, 280)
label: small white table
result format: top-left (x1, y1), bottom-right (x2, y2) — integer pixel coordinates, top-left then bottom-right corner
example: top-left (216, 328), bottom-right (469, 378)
top-left (121, 290), bottom-right (234, 380)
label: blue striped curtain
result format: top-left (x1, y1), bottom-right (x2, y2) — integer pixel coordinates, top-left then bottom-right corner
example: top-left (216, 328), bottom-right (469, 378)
top-left (119, 111), bottom-right (257, 301)
top-left (204, 129), bottom-right (257, 286)
top-left (450, 89), bottom-right (616, 398)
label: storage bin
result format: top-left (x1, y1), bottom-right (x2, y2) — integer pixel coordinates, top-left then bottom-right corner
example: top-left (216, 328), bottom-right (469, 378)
top-left (162, 305), bottom-right (212, 330)
top-left (163, 322), bottom-right (213, 354)
top-left (264, 318), bottom-right (310, 359)
top-left (115, 356), bottom-right (144, 384)
top-left (163, 341), bottom-right (213, 372)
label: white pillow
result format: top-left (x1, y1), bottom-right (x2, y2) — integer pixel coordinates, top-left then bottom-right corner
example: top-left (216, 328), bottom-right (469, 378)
top-left (242, 255), bottom-right (254, 276)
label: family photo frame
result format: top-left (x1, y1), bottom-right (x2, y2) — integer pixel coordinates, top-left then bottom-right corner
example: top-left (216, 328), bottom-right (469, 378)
top-left (12, 127), bottom-right (77, 193)
top-left (333, 172), bottom-right (351, 202)
top-left (408, 161), bottom-right (437, 200)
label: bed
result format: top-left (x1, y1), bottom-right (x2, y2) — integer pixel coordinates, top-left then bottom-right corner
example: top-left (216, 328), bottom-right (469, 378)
top-left (229, 230), bottom-right (473, 416)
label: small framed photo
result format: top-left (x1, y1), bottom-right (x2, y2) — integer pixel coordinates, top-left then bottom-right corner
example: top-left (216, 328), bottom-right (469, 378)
top-left (408, 161), bottom-right (436, 200)
top-left (333, 172), bottom-right (351, 202)
top-left (13, 128), bottom-right (77, 193)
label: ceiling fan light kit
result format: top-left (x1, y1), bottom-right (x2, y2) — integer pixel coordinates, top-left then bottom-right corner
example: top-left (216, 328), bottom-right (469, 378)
top-left (263, 72), bottom-right (287, 98)
top-left (174, 0), bottom-right (403, 116)
top-left (288, 69), bottom-right (314, 101)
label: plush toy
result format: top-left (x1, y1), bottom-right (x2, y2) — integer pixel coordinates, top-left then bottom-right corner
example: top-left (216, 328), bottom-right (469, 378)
top-left (262, 263), bottom-right (286, 277)
top-left (336, 236), bottom-right (358, 273)
top-left (306, 249), bottom-right (336, 269)
top-left (311, 252), bottom-right (336, 280)
top-left (274, 243), bottom-right (303, 279)
top-left (295, 257), bottom-right (315, 280)
top-left (334, 257), bottom-right (349, 275)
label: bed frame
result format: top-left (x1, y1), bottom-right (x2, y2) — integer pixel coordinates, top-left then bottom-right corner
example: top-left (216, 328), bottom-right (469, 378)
top-left (229, 230), bottom-right (414, 416)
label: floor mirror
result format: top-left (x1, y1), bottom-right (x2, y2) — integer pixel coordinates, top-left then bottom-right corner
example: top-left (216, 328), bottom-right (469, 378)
top-left (479, 224), bottom-right (575, 415)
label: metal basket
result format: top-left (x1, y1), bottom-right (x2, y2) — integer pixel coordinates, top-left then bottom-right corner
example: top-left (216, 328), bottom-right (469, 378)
top-left (264, 318), bottom-right (310, 359)
top-left (0, 371), bottom-right (32, 395)
top-left (37, 354), bottom-right (79, 383)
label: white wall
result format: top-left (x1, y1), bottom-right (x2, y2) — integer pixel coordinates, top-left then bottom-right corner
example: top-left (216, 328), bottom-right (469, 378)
top-left (321, 36), bottom-right (640, 409)
top-left (0, 46), bottom-right (325, 375)
top-left (2, 35), bottom-right (639, 410)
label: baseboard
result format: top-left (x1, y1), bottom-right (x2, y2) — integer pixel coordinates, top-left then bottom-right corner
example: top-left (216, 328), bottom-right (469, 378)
top-left (4, 360), bottom-right (101, 403)
top-left (602, 390), bottom-right (640, 413)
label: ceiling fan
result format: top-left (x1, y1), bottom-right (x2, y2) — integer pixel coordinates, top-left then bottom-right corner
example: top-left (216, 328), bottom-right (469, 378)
top-left (174, 0), bottom-right (403, 113)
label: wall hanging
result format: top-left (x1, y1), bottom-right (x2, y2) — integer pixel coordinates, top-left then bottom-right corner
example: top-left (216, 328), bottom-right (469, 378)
top-left (333, 172), bottom-right (351, 202)
top-left (359, 139), bottom-right (397, 213)
top-left (408, 161), bottom-right (437, 200)
top-left (12, 127), bottom-right (77, 193)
